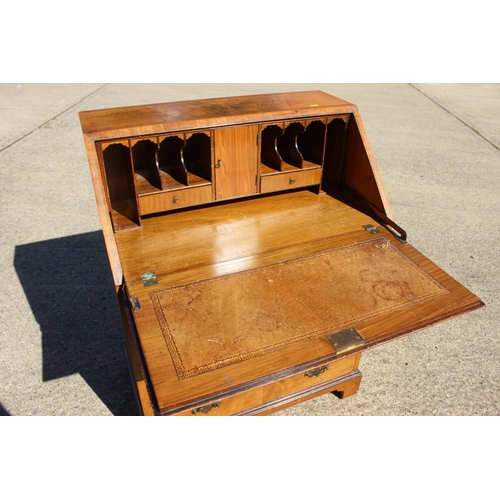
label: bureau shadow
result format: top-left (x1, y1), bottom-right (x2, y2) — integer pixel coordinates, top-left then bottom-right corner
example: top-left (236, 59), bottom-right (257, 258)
top-left (0, 402), bottom-right (11, 416)
top-left (14, 231), bottom-right (140, 416)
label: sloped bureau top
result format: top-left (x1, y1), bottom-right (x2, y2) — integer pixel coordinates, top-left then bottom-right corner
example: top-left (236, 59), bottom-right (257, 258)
top-left (79, 90), bottom-right (355, 141)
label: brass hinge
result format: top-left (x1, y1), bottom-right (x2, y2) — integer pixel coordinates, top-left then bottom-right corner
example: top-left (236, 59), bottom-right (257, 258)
top-left (130, 297), bottom-right (141, 312)
top-left (141, 271), bottom-right (158, 287)
top-left (362, 223), bottom-right (380, 234)
top-left (327, 328), bottom-right (365, 354)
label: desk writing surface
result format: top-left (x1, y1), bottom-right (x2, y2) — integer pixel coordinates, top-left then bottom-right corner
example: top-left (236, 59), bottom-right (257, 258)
top-left (116, 190), bottom-right (482, 413)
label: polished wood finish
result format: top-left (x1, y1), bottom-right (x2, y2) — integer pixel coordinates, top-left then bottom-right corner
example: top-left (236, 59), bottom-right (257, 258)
top-left (80, 91), bottom-right (390, 285)
top-left (79, 91), bottom-right (484, 416)
top-left (173, 354), bottom-right (362, 416)
top-left (79, 91), bottom-right (353, 140)
top-left (260, 167), bottom-right (322, 193)
top-left (117, 191), bottom-right (482, 415)
top-left (138, 185), bottom-right (212, 215)
top-left (214, 126), bottom-right (258, 200)
top-left (343, 111), bottom-right (388, 217)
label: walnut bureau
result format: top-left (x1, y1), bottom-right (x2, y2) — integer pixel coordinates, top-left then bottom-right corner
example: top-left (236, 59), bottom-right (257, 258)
top-left (79, 91), bottom-right (484, 416)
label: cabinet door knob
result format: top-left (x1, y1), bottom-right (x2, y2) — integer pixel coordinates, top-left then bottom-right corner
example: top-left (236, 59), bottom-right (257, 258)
top-left (216, 159), bottom-right (224, 168)
top-left (173, 196), bottom-right (179, 204)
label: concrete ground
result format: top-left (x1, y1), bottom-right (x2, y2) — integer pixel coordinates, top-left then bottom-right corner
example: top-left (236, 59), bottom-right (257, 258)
top-left (1, 83), bottom-right (498, 416)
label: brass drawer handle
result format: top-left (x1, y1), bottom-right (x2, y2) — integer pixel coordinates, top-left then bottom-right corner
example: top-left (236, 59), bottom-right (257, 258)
top-left (289, 178), bottom-right (295, 185)
top-left (305, 366), bottom-right (328, 378)
top-left (192, 402), bottom-right (220, 415)
top-left (172, 196), bottom-right (179, 204)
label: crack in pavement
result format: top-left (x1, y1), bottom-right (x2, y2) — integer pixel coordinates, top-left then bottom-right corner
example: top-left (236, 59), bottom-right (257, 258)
top-left (0, 84), bottom-right (109, 153)
top-left (409, 83), bottom-right (499, 152)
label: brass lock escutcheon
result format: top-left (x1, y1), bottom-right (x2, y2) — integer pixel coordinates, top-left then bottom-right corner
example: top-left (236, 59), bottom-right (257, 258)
top-left (326, 328), bottom-right (365, 354)
top-left (305, 365), bottom-right (328, 378)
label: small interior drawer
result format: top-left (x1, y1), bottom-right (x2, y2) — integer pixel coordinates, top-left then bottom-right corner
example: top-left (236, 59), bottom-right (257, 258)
top-left (260, 168), bottom-right (322, 194)
top-left (138, 185), bottom-right (213, 215)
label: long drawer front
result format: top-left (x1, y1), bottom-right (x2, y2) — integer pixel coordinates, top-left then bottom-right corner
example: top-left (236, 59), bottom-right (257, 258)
top-left (172, 353), bottom-right (361, 416)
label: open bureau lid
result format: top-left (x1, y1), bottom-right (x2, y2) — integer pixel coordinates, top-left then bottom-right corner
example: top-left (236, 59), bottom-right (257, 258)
top-left (80, 91), bottom-right (484, 414)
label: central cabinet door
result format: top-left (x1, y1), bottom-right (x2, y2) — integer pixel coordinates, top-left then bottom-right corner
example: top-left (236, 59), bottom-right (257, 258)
top-left (214, 125), bottom-right (259, 200)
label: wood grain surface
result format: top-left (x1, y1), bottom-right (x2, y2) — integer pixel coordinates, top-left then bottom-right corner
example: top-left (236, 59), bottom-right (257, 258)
top-left (120, 190), bottom-right (482, 414)
top-left (79, 91), bottom-right (484, 415)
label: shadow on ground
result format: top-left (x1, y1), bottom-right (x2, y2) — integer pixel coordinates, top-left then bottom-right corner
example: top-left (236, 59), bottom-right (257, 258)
top-left (14, 231), bottom-right (140, 415)
top-left (0, 402), bottom-right (11, 416)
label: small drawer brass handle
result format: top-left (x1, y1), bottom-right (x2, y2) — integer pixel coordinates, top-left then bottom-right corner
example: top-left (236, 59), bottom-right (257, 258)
top-left (192, 402), bottom-right (220, 415)
top-left (216, 159), bottom-right (224, 168)
top-left (305, 366), bottom-right (328, 378)
top-left (172, 196), bottom-right (179, 204)
top-left (289, 178), bottom-right (295, 185)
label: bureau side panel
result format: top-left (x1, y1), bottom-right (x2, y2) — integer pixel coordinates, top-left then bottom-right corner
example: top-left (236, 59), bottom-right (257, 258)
top-left (343, 109), bottom-right (393, 219)
top-left (83, 134), bottom-right (123, 286)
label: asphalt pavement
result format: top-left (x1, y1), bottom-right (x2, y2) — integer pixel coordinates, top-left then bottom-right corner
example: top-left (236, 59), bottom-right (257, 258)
top-left (1, 83), bottom-right (498, 416)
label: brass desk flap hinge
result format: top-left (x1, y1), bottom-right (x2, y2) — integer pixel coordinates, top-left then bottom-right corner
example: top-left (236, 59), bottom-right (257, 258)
top-left (327, 328), bottom-right (365, 354)
top-left (141, 271), bottom-right (158, 287)
top-left (130, 297), bottom-right (141, 312)
top-left (362, 223), bottom-right (380, 234)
